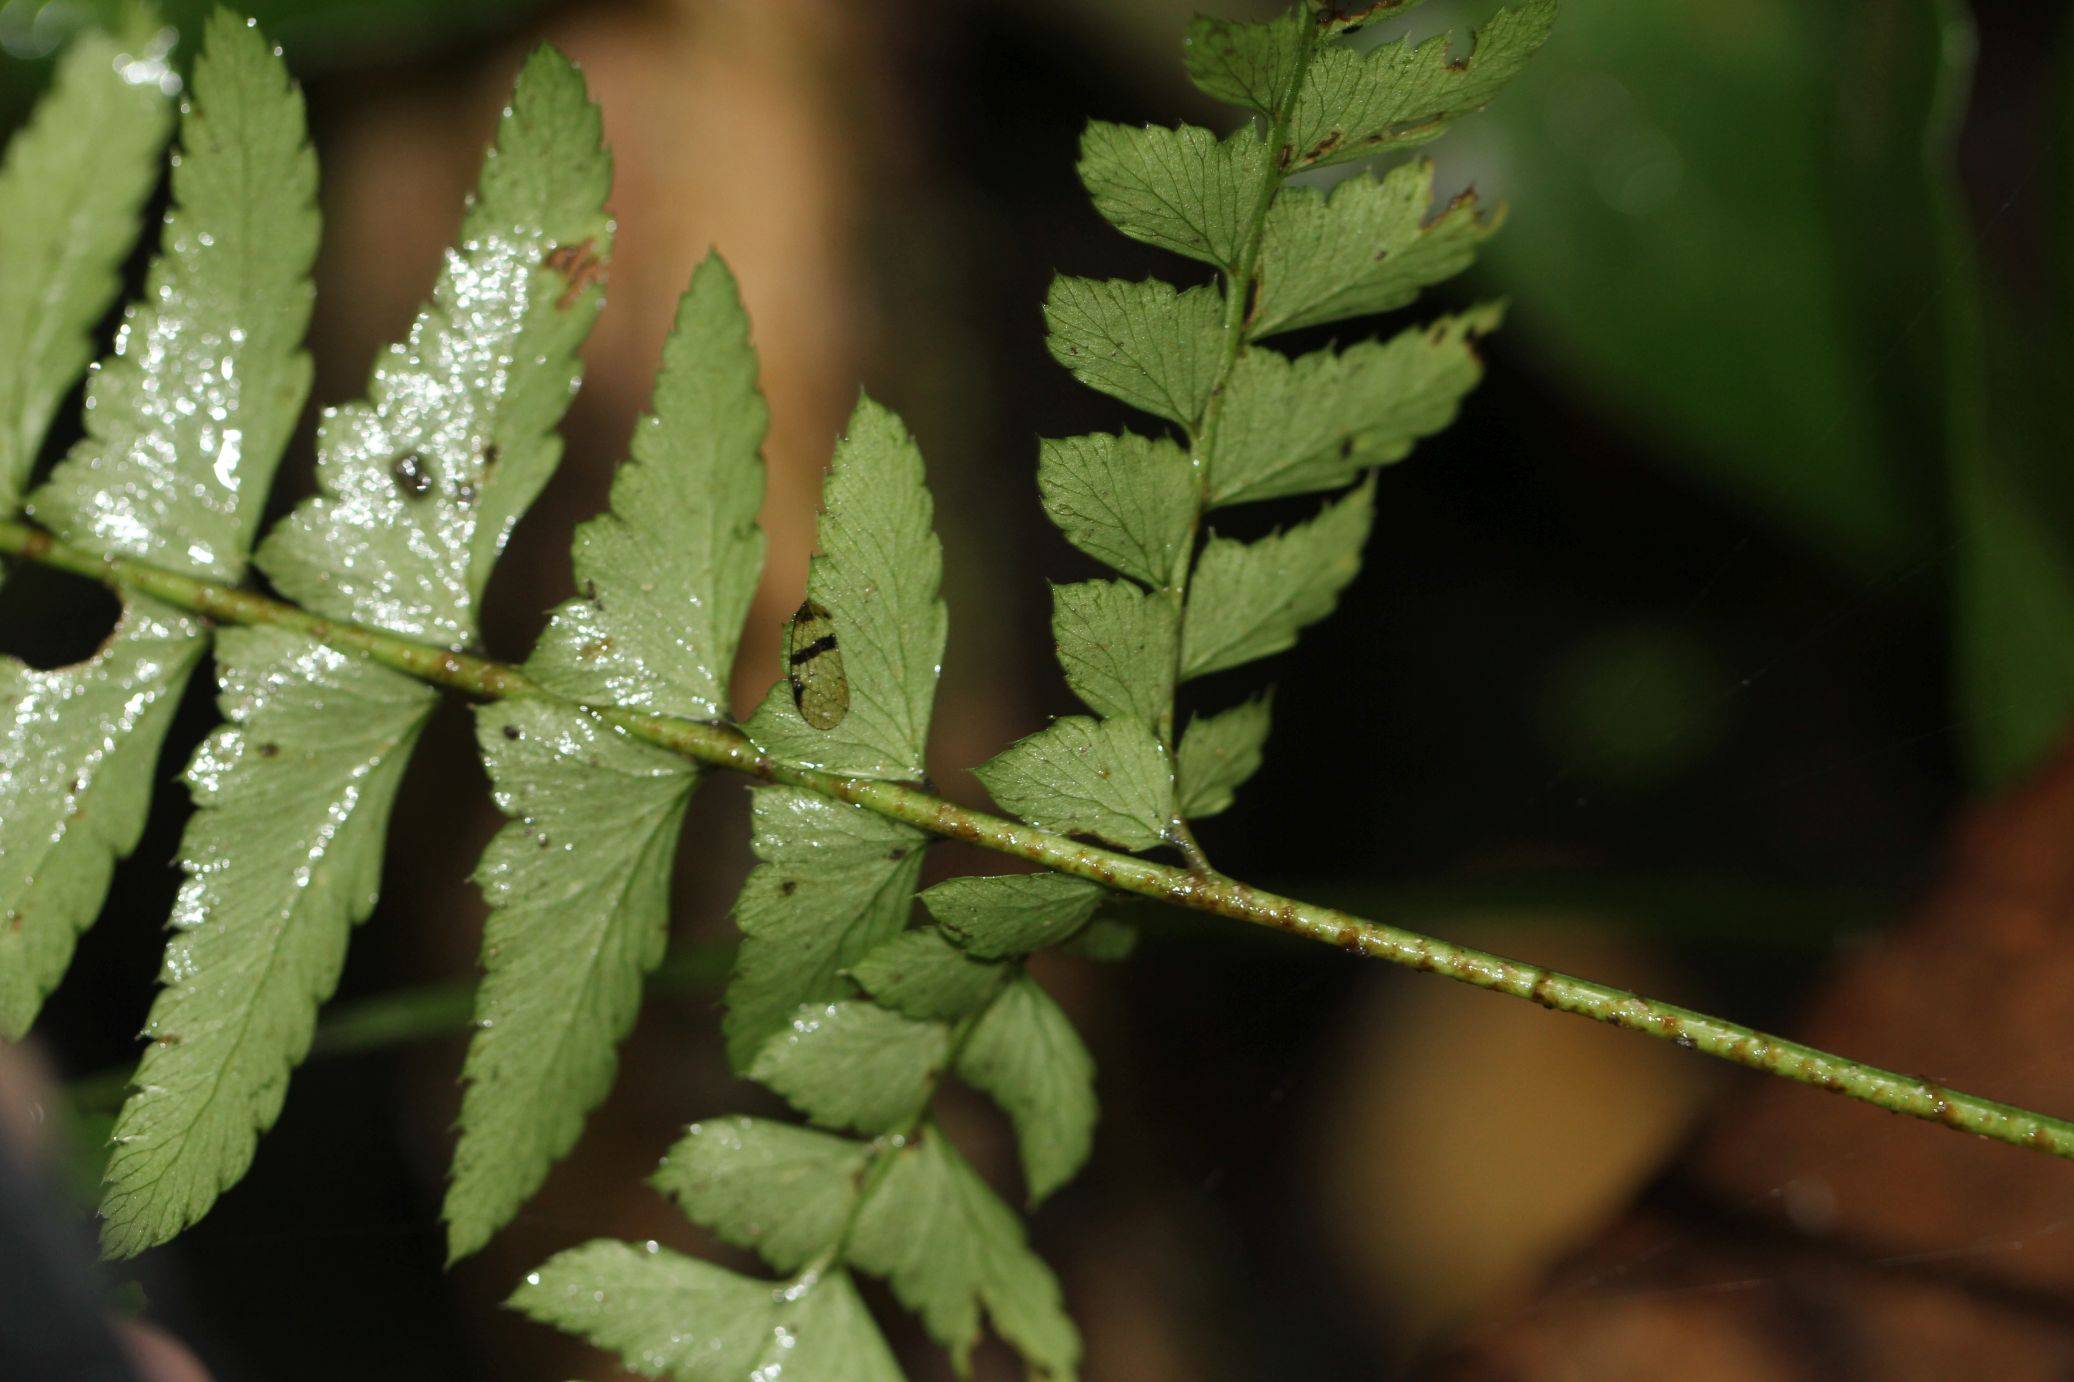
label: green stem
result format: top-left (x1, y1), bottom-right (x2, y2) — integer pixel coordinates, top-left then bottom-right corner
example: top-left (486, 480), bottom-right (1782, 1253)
top-left (1156, 18), bottom-right (1322, 854)
top-left (8, 515), bottom-right (2074, 1161)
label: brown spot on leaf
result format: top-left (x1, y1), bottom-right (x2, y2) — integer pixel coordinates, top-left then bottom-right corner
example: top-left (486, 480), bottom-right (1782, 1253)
top-left (544, 239), bottom-right (606, 311)
top-left (391, 452), bottom-right (433, 499)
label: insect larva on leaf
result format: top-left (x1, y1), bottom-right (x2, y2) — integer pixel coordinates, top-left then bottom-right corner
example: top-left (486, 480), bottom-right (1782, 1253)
top-left (786, 599), bottom-right (849, 730)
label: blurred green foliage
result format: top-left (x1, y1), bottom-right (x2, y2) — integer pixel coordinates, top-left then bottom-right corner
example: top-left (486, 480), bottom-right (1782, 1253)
top-left (0, 0), bottom-right (541, 113)
top-left (1450, 0), bottom-right (2074, 789)
top-left (1537, 620), bottom-right (1724, 790)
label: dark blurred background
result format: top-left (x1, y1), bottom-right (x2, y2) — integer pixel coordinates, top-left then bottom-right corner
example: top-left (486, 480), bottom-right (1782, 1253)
top-left (5, 0), bottom-right (2074, 1377)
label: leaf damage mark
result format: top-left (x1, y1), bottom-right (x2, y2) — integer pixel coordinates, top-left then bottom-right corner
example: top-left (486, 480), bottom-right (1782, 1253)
top-left (543, 239), bottom-right (605, 311)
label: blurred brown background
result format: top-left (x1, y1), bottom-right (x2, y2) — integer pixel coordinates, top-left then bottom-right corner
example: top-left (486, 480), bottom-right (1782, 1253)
top-left (7, 0), bottom-right (2074, 1376)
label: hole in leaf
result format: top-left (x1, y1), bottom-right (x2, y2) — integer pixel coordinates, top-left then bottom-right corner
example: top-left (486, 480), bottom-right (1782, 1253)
top-left (0, 563), bottom-right (122, 669)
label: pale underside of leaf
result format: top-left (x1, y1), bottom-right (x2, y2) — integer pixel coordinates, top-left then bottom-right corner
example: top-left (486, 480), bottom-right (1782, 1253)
top-left (1077, 121), bottom-right (1268, 271)
top-left (1051, 578), bottom-right (1178, 727)
top-left (102, 44), bottom-right (614, 1259)
top-left (1286, 0), bottom-right (1557, 169)
top-left (444, 699), bottom-right (698, 1261)
top-left (1176, 693), bottom-right (1273, 819)
top-left (1209, 306), bottom-right (1499, 507)
top-left (921, 872), bottom-right (1109, 960)
top-left (510, 1243), bottom-right (902, 1382)
top-left (652, 1116), bottom-right (869, 1275)
top-left (526, 252), bottom-right (767, 720)
top-left (850, 927), bottom-right (1013, 1021)
top-left (0, 600), bottom-right (203, 1040)
top-left (1182, 477), bottom-right (1376, 679)
top-left (101, 627), bottom-right (434, 1257)
top-left (1181, 10), bottom-right (1309, 119)
top-left (975, 715), bottom-right (1177, 852)
top-left (1, 15), bottom-right (316, 1043)
top-left (258, 45), bottom-right (612, 646)
top-left (957, 975), bottom-right (1098, 1205)
top-left (745, 396), bottom-right (946, 778)
top-left (722, 786), bottom-right (926, 1071)
top-left (1251, 159), bottom-right (1500, 339)
top-left (848, 1129), bottom-right (1081, 1379)
top-left (28, 10), bottom-right (318, 581)
top-left (0, 23), bottom-right (172, 511)
top-left (1036, 431), bottom-right (1196, 589)
top-left (748, 1000), bottom-right (950, 1136)
top-left (1043, 276), bottom-right (1225, 426)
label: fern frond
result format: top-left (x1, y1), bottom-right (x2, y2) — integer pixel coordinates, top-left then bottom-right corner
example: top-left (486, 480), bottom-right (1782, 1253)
top-left (976, 715), bottom-right (1176, 852)
top-left (844, 1130), bottom-right (1078, 1376)
top-left (443, 253), bottom-right (764, 1261)
top-left (1036, 431), bottom-right (1194, 588)
top-left (722, 787), bottom-right (927, 1072)
top-left (651, 1117), bottom-right (870, 1273)
top-left (740, 397), bottom-right (947, 778)
top-left (1181, 476), bottom-right (1376, 680)
top-left (1208, 304), bottom-right (1502, 505)
top-left (511, 1243), bottom-right (903, 1382)
top-left (0, 12), bottom-right (313, 1043)
top-left (850, 926), bottom-right (1013, 1020)
top-left (747, 1000), bottom-right (950, 1136)
top-left (101, 40), bottom-right (610, 1257)
top-left (1176, 692), bottom-right (1274, 819)
top-left (0, 608), bottom-right (202, 1039)
top-left (0, 18), bottom-right (172, 511)
top-left (720, 396), bottom-right (946, 1070)
top-left (954, 976), bottom-right (1097, 1206)
top-left (1251, 158), bottom-right (1500, 338)
top-left (920, 873), bottom-right (1108, 958)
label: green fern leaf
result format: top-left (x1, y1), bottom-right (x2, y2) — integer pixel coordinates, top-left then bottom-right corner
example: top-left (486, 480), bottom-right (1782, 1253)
top-left (1036, 432), bottom-right (1195, 588)
top-left (1176, 693), bottom-right (1273, 818)
top-left (443, 701), bottom-right (698, 1260)
top-left (976, 716), bottom-right (1176, 851)
top-left (510, 1244), bottom-right (902, 1382)
top-left (722, 787), bottom-right (926, 1070)
top-left (1052, 579), bottom-right (1178, 726)
top-left (0, 13), bottom-right (315, 1044)
top-left (100, 629), bottom-right (435, 1257)
top-left (850, 928), bottom-right (1012, 1021)
top-left (1181, 477), bottom-right (1375, 679)
top-left (0, 21), bottom-right (172, 510)
top-left (1077, 122), bottom-right (1269, 271)
top-left (920, 873), bottom-right (1108, 959)
top-left (724, 396), bottom-right (945, 1068)
top-left (525, 254), bottom-right (767, 717)
top-left (1287, 1), bottom-right (1557, 169)
top-left (445, 253), bottom-right (766, 1260)
top-left (1043, 277), bottom-right (1224, 425)
top-left (652, 1117), bottom-right (869, 1274)
top-left (748, 1000), bottom-right (950, 1136)
top-left (848, 1129), bottom-right (1080, 1379)
top-left (744, 396), bottom-right (946, 779)
top-left (0, 606), bottom-right (202, 1039)
top-left (29, 14), bottom-right (316, 576)
top-left (956, 976), bottom-right (1097, 1206)
top-left (102, 43), bottom-right (610, 1256)
top-left (1252, 160), bottom-right (1499, 338)
top-left (1181, 11), bottom-right (1309, 118)
top-left (1209, 307), bottom-right (1500, 506)
top-left (256, 46), bottom-right (611, 645)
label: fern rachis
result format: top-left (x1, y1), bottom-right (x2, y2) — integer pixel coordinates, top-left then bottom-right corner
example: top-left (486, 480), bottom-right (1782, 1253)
top-left (0, 2), bottom-right (2069, 1377)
